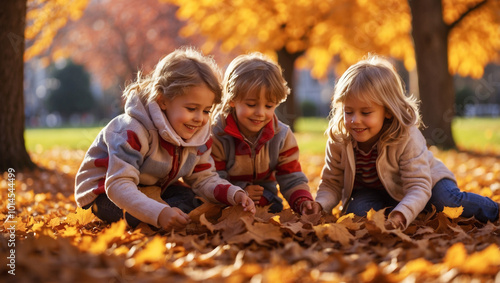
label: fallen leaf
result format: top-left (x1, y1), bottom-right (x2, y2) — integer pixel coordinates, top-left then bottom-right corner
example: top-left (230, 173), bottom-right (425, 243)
top-left (442, 206), bottom-right (464, 219)
top-left (314, 223), bottom-right (354, 246)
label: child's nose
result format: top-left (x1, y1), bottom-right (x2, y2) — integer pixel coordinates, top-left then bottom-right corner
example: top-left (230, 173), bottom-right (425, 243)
top-left (255, 105), bottom-right (265, 116)
top-left (193, 111), bottom-right (202, 122)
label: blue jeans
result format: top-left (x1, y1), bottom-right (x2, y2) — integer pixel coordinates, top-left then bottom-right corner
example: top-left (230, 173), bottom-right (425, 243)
top-left (86, 185), bottom-right (202, 228)
top-left (345, 179), bottom-right (499, 223)
top-left (262, 189), bottom-right (284, 213)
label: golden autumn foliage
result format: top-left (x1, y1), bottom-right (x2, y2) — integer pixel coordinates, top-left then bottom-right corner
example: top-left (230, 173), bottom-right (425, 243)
top-left (163, 0), bottom-right (500, 78)
top-left (25, 0), bottom-right (89, 61)
top-left (1, 148), bottom-right (499, 281)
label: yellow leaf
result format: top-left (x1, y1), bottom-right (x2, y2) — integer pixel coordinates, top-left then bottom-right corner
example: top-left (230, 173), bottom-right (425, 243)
top-left (462, 244), bottom-right (500, 274)
top-left (66, 207), bottom-right (95, 226)
top-left (134, 236), bottom-right (167, 265)
top-left (366, 208), bottom-right (387, 232)
top-left (48, 217), bottom-right (61, 229)
top-left (443, 242), bottom-right (467, 269)
top-left (442, 206), bottom-right (464, 219)
top-left (31, 222), bottom-right (45, 232)
top-left (87, 220), bottom-right (128, 254)
top-left (61, 226), bottom-right (79, 237)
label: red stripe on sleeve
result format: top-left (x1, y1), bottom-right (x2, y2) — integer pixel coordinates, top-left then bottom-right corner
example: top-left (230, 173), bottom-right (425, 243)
top-left (94, 157), bottom-right (109, 168)
top-left (214, 184), bottom-right (232, 205)
top-left (279, 146), bottom-right (299, 158)
top-left (276, 160), bottom-right (302, 175)
top-left (126, 130), bottom-right (141, 151)
top-left (214, 160), bottom-right (226, 171)
top-left (289, 190), bottom-right (313, 212)
top-left (193, 163), bottom-right (211, 173)
top-left (92, 178), bottom-right (106, 195)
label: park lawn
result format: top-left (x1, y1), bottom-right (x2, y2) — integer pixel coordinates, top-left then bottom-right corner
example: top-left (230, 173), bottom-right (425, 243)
top-left (294, 117), bottom-right (500, 155)
top-left (25, 127), bottom-right (103, 152)
top-left (25, 117), bottom-right (500, 155)
top-left (452, 117), bottom-right (500, 153)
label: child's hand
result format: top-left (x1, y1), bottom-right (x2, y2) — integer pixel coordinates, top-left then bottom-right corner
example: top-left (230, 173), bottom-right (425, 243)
top-left (301, 201), bottom-right (322, 215)
top-left (234, 190), bottom-right (256, 214)
top-left (244, 185), bottom-right (264, 203)
top-left (158, 206), bottom-right (191, 231)
top-left (385, 211), bottom-right (406, 230)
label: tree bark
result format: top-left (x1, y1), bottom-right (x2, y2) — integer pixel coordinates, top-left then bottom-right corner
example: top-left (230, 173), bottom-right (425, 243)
top-left (276, 48), bottom-right (302, 132)
top-left (409, 0), bottom-right (456, 149)
top-left (0, 0), bottom-right (36, 172)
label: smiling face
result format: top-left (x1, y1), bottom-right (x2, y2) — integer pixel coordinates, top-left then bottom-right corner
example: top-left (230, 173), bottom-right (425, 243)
top-left (158, 84), bottom-right (215, 141)
top-left (230, 88), bottom-right (278, 138)
top-left (344, 95), bottom-right (392, 151)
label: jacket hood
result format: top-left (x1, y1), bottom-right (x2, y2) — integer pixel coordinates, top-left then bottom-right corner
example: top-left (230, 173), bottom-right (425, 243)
top-left (124, 93), bottom-right (211, 147)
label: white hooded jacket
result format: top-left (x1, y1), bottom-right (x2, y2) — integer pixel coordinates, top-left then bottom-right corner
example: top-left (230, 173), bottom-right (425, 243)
top-left (75, 93), bottom-right (243, 227)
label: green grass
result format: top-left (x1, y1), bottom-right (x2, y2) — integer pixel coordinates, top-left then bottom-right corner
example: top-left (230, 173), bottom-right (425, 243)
top-left (294, 117), bottom-right (500, 155)
top-left (25, 127), bottom-right (103, 152)
top-left (452, 117), bottom-right (500, 153)
top-left (25, 117), bottom-right (500, 155)
top-left (294, 117), bottom-right (330, 155)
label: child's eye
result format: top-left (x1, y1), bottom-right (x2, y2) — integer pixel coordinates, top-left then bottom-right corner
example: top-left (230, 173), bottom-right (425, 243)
top-left (344, 111), bottom-right (353, 115)
top-left (246, 104), bottom-right (255, 107)
top-left (265, 105), bottom-right (274, 109)
top-left (186, 107), bottom-right (196, 112)
top-left (362, 112), bottom-right (372, 115)
top-left (203, 110), bottom-right (211, 114)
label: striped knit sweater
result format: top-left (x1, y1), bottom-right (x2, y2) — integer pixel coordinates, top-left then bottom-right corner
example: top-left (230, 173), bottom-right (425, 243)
top-left (211, 113), bottom-right (313, 213)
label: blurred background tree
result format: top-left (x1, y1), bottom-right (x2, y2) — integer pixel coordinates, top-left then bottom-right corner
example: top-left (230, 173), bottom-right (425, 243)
top-left (1, 0), bottom-right (88, 171)
top-left (2, 0), bottom-right (500, 171)
top-left (46, 60), bottom-right (94, 119)
top-left (162, 0), bottom-right (500, 148)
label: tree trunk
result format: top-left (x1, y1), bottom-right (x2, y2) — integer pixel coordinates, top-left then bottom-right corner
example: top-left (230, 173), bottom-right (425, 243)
top-left (0, 0), bottom-right (36, 172)
top-left (409, 0), bottom-right (456, 149)
top-left (276, 48), bottom-right (302, 132)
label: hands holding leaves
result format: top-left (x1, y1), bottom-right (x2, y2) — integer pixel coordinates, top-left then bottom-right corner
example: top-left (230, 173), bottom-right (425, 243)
top-left (234, 190), bottom-right (256, 214)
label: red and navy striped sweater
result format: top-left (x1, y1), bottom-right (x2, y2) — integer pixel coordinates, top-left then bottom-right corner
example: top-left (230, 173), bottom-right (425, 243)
top-left (211, 113), bottom-right (313, 213)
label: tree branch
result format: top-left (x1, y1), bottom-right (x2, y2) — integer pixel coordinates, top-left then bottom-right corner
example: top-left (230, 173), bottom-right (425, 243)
top-left (448, 0), bottom-right (488, 31)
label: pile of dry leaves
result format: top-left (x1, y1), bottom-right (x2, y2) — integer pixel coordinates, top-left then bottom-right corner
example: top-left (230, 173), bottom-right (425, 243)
top-left (1, 147), bottom-right (499, 282)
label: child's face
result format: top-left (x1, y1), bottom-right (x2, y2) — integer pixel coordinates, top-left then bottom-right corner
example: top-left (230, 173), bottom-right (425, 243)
top-left (158, 85), bottom-right (215, 141)
top-left (230, 89), bottom-right (277, 138)
top-left (344, 95), bottom-right (392, 151)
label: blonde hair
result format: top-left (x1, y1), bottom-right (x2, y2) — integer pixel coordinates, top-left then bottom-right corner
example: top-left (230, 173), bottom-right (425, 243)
top-left (216, 52), bottom-right (290, 118)
top-left (123, 46), bottom-right (222, 106)
top-left (327, 55), bottom-right (421, 146)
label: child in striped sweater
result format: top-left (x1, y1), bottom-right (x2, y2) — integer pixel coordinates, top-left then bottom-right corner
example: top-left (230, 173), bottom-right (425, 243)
top-left (211, 52), bottom-right (319, 215)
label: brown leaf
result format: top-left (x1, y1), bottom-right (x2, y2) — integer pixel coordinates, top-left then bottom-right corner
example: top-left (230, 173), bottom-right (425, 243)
top-left (314, 223), bottom-right (354, 246)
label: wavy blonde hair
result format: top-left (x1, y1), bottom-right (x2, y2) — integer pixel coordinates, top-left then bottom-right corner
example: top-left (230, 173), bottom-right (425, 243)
top-left (327, 55), bottom-right (421, 146)
top-left (123, 46), bottom-right (222, 106)
top-left (215, 52), bottom-right (290, 118)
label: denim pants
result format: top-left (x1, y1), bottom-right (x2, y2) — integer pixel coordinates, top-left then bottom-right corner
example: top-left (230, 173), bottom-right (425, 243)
top-left (344, 178), bottom-right (499, 223)
top-left (262, 189), bottom-right (284, 213)
top-left (86, 185), bottom-right (202, 228)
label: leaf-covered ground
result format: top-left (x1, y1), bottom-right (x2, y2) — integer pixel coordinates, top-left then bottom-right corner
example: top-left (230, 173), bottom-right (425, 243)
top-left (1, 147), bottom-right (500, 282)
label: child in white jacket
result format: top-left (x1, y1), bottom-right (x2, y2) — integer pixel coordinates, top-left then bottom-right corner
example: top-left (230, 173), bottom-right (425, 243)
top-left (75, 47), bottom-right (255, 231)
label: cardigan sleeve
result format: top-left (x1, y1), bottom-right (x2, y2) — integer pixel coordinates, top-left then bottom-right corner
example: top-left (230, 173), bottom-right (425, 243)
top-left (388, 127), bottom-right (433, 229)
top-left (316, 138), bottom-right (345, 213)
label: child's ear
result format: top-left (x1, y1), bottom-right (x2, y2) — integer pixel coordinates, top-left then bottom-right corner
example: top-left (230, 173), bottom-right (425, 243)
top-left (385, 111), bottom-right (393, 119)
top-left (157, 96), bottom-right (167, 110)
top-left (229, 101), bottom-right (235, 108)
